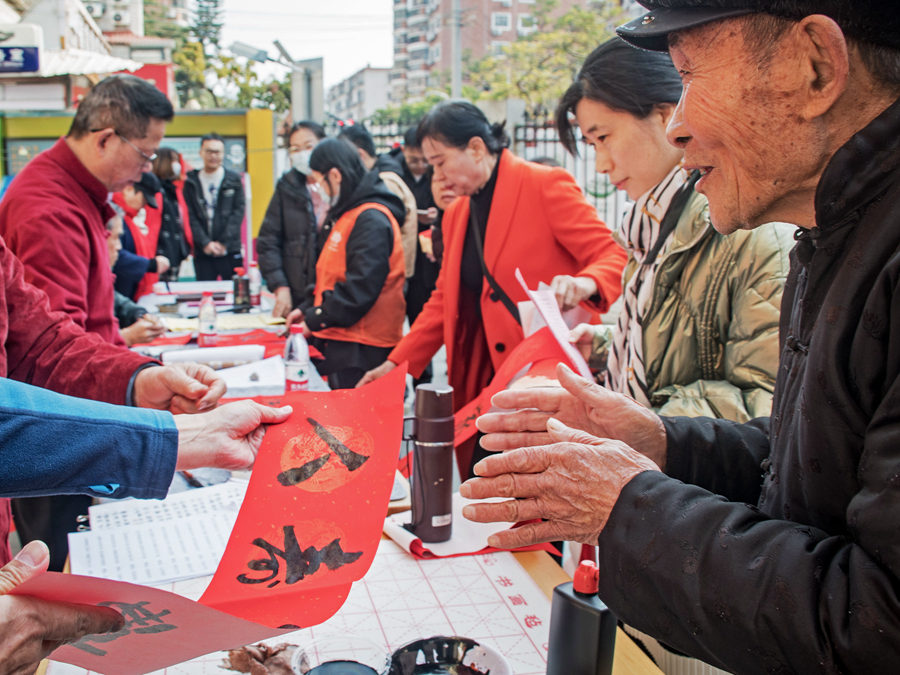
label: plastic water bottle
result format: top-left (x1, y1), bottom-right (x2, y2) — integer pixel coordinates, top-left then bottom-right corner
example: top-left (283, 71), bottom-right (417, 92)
top-left (232, 267), bottom-right (251, 313)
top-left (248, 262), bottom-right (262, 308)
top-left (284, 324), bottom-right (310, 391)
top-left (198, 290), bottom-right (218, 347)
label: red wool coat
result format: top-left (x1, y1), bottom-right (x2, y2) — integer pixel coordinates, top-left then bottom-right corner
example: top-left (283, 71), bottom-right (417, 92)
top-left (0, 138), bottom-right (124, 345)
top-left (390, 150), bottom-right (627, 450)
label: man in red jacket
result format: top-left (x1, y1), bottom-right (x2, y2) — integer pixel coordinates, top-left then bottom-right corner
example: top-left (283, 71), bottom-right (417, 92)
top-left (0, 74), bottom-right (214, 570)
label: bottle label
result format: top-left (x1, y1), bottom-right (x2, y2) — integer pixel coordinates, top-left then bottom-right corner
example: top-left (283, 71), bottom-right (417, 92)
top-left (432, 514), bottom-right (452, 527)
top-left (199, 319), bottom-right (215, 334)
top-left (286, 361), bottom-right (309, 391)
top-left (198, 333), bottom-right (217, 348)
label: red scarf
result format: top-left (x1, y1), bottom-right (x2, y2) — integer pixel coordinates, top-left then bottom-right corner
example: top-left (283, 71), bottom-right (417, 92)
top-left (113, 192), bottom-right (163, 299)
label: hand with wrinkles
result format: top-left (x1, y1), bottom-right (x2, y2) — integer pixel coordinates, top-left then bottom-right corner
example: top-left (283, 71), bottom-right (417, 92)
top-left (460, 419), bottom-right (661, 548)
top-left (475, 363), bottom-right (668, 469)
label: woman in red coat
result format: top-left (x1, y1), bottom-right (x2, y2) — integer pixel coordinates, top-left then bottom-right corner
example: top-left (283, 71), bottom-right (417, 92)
top-left (359, 102), bottom-right (627, 475)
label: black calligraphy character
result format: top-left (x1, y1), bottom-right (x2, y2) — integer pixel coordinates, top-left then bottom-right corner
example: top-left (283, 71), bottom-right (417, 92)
top-left (69, 601), bottom-right (176, 657)
top-left (307, 417), bottom-right (368, 471)
top-left (237, 525), bottom-right (364, 586)
top-left (277, 453), bottom-right (331, 486)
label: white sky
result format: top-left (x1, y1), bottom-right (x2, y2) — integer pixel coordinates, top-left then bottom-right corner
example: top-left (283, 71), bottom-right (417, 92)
top-left (219, 0), bottom-right (395, 89)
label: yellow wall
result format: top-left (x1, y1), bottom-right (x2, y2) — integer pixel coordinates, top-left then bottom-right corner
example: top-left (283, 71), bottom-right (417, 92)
top-left (0, 109), bottom-right (275, 232)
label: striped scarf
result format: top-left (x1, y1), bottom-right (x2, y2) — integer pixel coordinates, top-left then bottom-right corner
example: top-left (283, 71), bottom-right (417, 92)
top-left (605, 165), bottom-right (689, 406)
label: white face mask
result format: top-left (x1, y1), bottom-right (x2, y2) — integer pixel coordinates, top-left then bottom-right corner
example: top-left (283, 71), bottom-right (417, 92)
top-left (170, 162), bottom-right (182, 179)
top-left (313, 176), bottom-right (338, 208)
top-left (291, 149), bottom-right (312, 175)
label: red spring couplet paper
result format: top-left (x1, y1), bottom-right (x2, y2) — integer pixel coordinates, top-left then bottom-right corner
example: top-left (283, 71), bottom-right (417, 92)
top-left (200, 363), bottom-right (408, 627)
top-left (10, 364), bottom-right (407, 675)
top-left (451, 327), bottom-right (575, 448)
top-left (9, 573), bottom-right (286, 675)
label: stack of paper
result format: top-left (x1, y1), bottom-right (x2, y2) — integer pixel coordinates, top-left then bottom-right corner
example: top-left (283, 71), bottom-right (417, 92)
top-left (68, 482), bottom-right (247, 585)
top-left (220, 355), bottom-right (286, 398)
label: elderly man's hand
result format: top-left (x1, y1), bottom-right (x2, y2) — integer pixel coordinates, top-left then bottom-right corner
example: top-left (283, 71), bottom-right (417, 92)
top-left (0, 541), bottom-right (125, 675)
top-left (133, 363), bottom-right (226, 414)
top-left (174, 400), bottom-right (293, 471)
top-left (477, 363), bottom-right (668, 470)
top-left (460, 419), bottom-right (661, 548)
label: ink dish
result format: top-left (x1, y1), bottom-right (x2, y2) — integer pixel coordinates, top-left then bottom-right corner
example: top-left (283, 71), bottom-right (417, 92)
top-left (388, 636), bottom-right (512, 675)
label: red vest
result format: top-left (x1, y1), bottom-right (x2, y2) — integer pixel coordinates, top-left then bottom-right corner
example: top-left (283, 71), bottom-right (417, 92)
top-left (114, 192), bottom-right (163, 299)
top-left (313, 203), bottom-right (406, 348)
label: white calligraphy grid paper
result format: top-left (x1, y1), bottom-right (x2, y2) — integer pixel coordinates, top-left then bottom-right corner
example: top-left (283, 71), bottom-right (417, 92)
top-left (47, 540), bottom-right (552, 675)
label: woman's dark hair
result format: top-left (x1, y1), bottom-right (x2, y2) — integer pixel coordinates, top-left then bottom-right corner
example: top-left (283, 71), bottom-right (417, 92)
top-left (309, 138), bottom-right (367, 218)
top-left (151, 147), bottom-right (180, 181)
top-left (556, 37), bottom-right (683, 155)
top-left (285, 120), bottom-right (326, 145)
top-left (416, 101), bottom-right (510, 155)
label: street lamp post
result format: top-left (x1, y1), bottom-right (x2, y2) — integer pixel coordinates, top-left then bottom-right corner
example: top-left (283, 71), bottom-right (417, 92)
top-left (229, 40), bottom-right (323, 123)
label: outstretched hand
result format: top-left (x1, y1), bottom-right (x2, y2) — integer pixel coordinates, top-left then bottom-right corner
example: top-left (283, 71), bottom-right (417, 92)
top-left (174, 400), bottom-right (293, 471)
top-left (0, 541), bottom-right (125, 675)
top-left (460, 419), bottom-right (661, 548)
top-left (476, 363), bottom-right (668, 469)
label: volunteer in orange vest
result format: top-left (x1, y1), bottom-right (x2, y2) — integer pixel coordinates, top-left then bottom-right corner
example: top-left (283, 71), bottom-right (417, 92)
top-left (357, 101), bottom-right (628, 477)
top-left (286, 138), bottom-right (407, 390)
top-left (112, 171), bottom-right (170, 300)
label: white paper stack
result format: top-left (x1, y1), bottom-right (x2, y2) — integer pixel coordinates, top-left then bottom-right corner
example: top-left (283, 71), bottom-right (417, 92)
top-left (68, 482), bottom-right (247, 584)
top-left (161, 344), bottom-right (265, 368)
top-left (219, 355), bottom-right (286, 398)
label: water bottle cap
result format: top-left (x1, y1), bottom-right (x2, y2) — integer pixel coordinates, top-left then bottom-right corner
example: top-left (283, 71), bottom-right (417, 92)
top-left (201, 290), bottom-right (213, 297)
top-left (235, 267), bottom-right (245, 276)
top-left (573, 560), bottom-right (600, 594)
top-left (289, 324), bottom-right (306, 334)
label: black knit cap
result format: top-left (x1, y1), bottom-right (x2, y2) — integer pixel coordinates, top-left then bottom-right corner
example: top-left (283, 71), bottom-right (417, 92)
top-left (131, 171), bottom-right (160, 209)
top-left (617, 1), bottom-right (900, 52)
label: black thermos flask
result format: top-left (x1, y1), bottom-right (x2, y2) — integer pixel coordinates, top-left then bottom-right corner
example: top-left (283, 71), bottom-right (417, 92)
top-left (406, 383), bottom-right (454, 543)
top-left (546, 560), bottom-right (617, 675)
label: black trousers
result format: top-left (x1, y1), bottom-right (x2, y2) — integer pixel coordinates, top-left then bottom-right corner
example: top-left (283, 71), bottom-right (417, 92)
top-left (12, 495), bottom-right (92, 572)
top-left (328, 367), bottom-right (367, 390)
top-left (193, 252), bottom-right (241, 281)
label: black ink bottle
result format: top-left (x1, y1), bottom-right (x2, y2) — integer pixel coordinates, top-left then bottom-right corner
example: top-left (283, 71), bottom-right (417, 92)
top-left (546, 560), bottom-right (617, 675)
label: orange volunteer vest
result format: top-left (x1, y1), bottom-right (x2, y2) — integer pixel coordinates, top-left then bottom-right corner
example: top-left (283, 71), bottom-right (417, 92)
top-left (313, 202), bottom-right (406, 347)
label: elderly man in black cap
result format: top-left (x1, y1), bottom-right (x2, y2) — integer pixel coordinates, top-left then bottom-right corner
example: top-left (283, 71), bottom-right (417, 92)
top-left (463, 2), bottom-right (900, 673)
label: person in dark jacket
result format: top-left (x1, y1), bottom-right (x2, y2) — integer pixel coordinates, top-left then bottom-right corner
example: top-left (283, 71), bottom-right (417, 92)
top-left (151, 147), bottom-right (191, 281)
top-left (257, 120), bottom-right (326, 319)
top-left (463, 2), bottom-right (900, 674)
top-left (286, 138), bottom-right (407, 390)
top-left (183, 133), bottom-right (246, 280)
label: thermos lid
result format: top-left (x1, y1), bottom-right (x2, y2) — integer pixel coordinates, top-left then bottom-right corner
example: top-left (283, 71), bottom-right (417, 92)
top-left (414, 383), bottom-right (454, 419)
top-left (573, 560), bottom-right (600, 594)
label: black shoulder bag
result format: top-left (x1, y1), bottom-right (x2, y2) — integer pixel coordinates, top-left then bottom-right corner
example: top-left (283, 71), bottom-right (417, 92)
top-left (469, 208), bottom-right (521, 324)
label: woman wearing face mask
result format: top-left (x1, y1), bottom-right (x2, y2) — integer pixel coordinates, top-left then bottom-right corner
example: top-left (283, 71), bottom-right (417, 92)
top-left (257, 120), bottom-right (327, 319)
top-left (357, 101), bottom-right (627, 477)
top-left (286, 138), bottom-right (408, 390)
top-left (558, 37), bottom-right (795, 427)
top-left (151, 147), bottom-right (191, 282)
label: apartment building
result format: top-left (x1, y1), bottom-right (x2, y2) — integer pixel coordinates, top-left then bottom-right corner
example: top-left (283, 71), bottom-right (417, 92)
top-left (390, 0), bottom-right (640, 102)
top-left (327, 66), bottom-right (391, 123)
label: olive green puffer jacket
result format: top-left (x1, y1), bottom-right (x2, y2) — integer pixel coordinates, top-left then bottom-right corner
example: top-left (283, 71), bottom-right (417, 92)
top-left (591, 191), bottom-right (796, 422)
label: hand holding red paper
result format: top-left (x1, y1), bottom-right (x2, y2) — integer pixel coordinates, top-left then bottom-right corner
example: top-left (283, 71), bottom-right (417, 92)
top-left (10, 366), bottom-right (407, 674)
top-left (174, 400), bottom-right (294, 471)
top-left (0, 542), bottom-right (124, 675)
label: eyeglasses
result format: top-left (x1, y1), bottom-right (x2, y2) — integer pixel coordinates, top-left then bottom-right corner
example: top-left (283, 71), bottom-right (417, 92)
top-left (91, 129), bottom-right (157, 163)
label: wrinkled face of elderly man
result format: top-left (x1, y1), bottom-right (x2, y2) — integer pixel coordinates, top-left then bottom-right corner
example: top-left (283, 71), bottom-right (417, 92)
top-left (663, 16), bottom-right (888, 234)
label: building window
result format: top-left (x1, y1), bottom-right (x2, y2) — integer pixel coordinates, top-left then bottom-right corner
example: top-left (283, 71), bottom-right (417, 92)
top-left (433, 44), bottom-right (441, 61)
top-left (493, 0), bottom-right (512, 6)
top-left (517, 13), bottom-right (535, 36)
top-left (490, 40), bottom-right (510, 56)
top-left (491, 12), bottom-right (512, 34)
